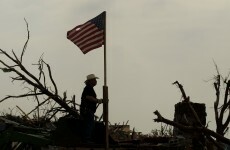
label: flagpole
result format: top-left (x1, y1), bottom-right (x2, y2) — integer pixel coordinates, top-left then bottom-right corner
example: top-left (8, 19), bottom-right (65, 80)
top-left (104, 11), bottom-right (107, 87)
top-left (103, 11), bottom-right (109, 149)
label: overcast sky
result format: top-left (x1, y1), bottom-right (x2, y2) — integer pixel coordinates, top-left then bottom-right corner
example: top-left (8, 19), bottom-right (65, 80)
top-left (0, 0), bottom-right (230, 137)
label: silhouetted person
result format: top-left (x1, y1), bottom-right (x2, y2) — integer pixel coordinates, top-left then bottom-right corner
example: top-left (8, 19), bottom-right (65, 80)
top-left (80, 74), bottom-right (103, 143)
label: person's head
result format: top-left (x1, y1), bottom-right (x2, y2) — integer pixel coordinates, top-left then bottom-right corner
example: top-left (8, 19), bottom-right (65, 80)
top-left (85, 74), bottom-right (99, 87)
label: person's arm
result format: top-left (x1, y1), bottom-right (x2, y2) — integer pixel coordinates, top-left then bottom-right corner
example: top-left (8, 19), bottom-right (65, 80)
top-left (86, 96), bottom-right (103, 104)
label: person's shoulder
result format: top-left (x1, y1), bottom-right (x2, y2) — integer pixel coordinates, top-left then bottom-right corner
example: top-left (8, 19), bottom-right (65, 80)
top-left (84, 85), bottom-right (93, 90)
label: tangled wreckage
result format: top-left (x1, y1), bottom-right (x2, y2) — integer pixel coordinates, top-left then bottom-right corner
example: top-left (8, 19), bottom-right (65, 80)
top-left (0, 113), bottom-right (172, 150)
top-left (0, 106), bottom-right (197, 150)
top-left (0, 101), bottom-right (228, 150)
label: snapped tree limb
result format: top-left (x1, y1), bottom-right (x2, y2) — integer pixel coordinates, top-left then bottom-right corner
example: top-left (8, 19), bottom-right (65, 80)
top-left (0, 20), bottom-right (80, 119)
top-left (153, 110), bottom-right (230, 145)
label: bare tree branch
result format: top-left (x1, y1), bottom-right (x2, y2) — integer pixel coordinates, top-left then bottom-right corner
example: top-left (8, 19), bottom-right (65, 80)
top-left (0, 93), bottom-right (44, 103)
top-left (153, 110), bottom-right (230, 145)
top-left (0, 21), bottom-right (80, 120)
top-left (211, 65), bottom-right (230, 136)
top-left (45, 62), bottom-right (58, 95)
top-left (20, 18), bottom-right (29, 63)
top-left (214, 75), bottom-right (220, 127)
top-left (26, 97), bottom-right (51, 116)
top-left (172, 81), bottom-right (189, 102)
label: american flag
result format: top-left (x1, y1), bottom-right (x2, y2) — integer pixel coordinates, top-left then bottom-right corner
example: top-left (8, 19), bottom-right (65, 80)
top-left (67, 12), bottom-right (105, 54)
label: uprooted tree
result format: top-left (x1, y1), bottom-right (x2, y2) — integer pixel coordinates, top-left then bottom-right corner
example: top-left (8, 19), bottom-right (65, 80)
top-left (153, 70), bottom-right (230, 146)
top-left (0, 19), bottom-right (79, 121)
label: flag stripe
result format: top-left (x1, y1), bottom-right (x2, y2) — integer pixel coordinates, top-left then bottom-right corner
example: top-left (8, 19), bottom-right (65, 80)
top-left (68, 22), bottom-right (94, 40)
top-left (75, 31), bottom-right (103, 46)
top-left (72, 27), bottom-right (99, 44)
top-left (67, 12), bottom-right (105, 54)
top-left (78, 35), bottom-right (104, 50)
top-left (82, 43), bottom-right (103, 54)
top-left (67, 25), bottom-right (82, 38)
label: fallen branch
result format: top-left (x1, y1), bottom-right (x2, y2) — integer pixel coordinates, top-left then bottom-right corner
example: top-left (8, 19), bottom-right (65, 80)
top-left (153, 110), bottom-right (230, 145)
